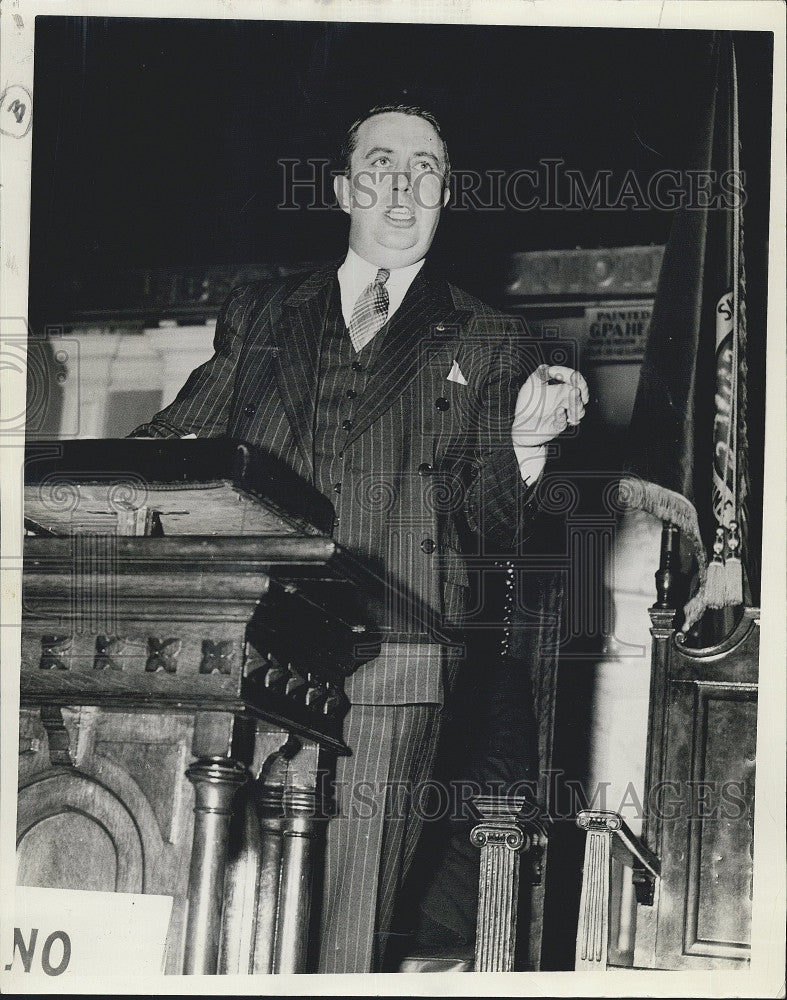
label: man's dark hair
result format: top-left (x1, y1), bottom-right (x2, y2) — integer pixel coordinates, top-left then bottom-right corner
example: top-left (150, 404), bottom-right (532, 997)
top-left (338, 103), bottom-right (451, 188)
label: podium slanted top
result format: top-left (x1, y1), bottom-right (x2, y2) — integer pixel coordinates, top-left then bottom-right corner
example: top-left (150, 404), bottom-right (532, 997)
top-left (23, 438), bottom-right (336, 537)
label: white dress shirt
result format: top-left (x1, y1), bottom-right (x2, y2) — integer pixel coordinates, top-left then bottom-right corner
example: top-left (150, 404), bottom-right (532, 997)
top-left (336, 248), bottom-right (545, 485)
top-left (337, 247), bottom-right (425, 328)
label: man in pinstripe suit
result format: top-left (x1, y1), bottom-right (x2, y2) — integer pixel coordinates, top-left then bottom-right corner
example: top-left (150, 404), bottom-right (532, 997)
top-left (134, 104), bottom-right (588, 972)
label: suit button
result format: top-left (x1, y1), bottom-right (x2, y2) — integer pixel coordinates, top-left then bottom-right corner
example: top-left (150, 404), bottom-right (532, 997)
top-left (351, 360), bottom-right (363, 372)
top-left (342, 419), bottom-right (353, 431)
top-left (435, 397), bottom-right (450, 411)
top-left (418, 462), bottom-right (433, 476)
top-left (333, 516), bottom-right (340, 528)
top-left (333, 482), bottom-right (342, 494)
top-left (420, 537), bottom-right (436, 554)
top-left (243, 403), bottom-right (256, 417)
top-left (346, 389), bottom-right (357, 399)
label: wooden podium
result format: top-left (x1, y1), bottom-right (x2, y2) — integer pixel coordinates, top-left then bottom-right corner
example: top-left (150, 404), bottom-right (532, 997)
top-left (18, 439), bottom-right (384, 974)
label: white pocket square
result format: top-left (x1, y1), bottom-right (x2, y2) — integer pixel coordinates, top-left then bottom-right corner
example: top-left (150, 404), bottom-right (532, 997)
top-left (447, 360), bottom-right (468, 385)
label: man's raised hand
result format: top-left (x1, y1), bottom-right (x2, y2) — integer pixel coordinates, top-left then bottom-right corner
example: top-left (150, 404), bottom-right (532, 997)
top-left (512, 364), bottom-right (589, 449)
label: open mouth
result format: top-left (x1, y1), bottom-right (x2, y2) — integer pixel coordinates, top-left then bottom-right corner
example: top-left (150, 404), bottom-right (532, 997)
top-left (385, 206), bottom-right (416, 226)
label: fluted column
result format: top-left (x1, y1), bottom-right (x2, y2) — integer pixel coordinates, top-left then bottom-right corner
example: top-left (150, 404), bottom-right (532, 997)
top-left (183, 756), bottom-right (247, 974)
top-left (574, 811), bottom-right (617, 969)
top-left (470, 794), bottom-right (535, 972)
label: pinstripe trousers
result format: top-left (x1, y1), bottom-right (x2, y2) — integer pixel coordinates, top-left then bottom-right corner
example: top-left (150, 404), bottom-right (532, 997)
top-left (317, 701), bottom-right (441, 974)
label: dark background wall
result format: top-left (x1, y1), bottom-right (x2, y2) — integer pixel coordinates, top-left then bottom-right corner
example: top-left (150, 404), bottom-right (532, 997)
top-left (29, 19), bottom-right (773, 310)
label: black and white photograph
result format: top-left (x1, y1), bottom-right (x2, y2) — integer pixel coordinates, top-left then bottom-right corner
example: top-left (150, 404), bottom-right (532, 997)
top-left (0, 0), bottom-right (784, 994)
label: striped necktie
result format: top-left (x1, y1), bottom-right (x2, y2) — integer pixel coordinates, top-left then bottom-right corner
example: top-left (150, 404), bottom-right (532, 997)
top-left (347, 268), bottom-right (390, 352)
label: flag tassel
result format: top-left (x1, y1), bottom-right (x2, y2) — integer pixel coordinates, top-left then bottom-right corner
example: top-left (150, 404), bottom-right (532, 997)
top-left (705, 526), bottom-right (728, 608)
top-left (724, 521), bottom-right (743, 605)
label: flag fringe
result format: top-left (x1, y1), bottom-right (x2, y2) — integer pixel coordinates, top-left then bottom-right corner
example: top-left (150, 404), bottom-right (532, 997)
top-left (705, 558), bottom-right (727, 607)
top-left (724, 555), bottom-right (743, 605)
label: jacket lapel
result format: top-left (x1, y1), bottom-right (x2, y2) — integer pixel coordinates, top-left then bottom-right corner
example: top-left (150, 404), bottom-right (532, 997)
top-left (345, 265), bottom-right (471, 449)
top-left (271, 263), bottom-right (337, 477)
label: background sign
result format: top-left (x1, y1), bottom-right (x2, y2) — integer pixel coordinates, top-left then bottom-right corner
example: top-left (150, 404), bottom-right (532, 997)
top-left (3, 887), bottom-right (172, 981)
top-left (584, 303), bottom-right (653, 362)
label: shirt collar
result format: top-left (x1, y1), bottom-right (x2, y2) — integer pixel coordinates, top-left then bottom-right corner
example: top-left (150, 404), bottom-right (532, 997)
top-left (337, 247), bottom-right (426, 326)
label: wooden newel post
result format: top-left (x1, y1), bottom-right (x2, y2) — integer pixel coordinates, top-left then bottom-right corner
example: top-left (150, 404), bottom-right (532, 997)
top-left (183, 756), bottom-right (248, 974)
top-left (470, 793), bottom-right (535, 972)
top-left (272, 785), bottom-right (321, 973)
top-left (655, 522), bottom-right (679, 609)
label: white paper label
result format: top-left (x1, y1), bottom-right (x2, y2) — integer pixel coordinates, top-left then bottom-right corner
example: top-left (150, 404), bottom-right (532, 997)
top-left (3, 887), bottom-right (172, 981)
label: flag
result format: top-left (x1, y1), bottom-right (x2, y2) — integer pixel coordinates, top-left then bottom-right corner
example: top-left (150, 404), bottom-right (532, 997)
top-left (621, 34), bottom-right (750, 632)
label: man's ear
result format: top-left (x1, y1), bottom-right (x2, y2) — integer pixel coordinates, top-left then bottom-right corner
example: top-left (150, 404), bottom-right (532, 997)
top-left (442, 183), bottom-right (451, 209)
top-left (334, 173), bottom-right (352, 216)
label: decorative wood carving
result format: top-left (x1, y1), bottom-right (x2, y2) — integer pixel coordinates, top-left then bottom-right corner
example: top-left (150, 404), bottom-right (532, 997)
top-left (273, 791), bottom-right (320, 973)
top-left (250, 750), bottom-right (290, 975)
top-left (40, 636), bottom-right (71, 671)
top-left (94, 635), bottom-right (146, 671)
top-left (470, 794), bottom-right (542, 973)
top-left (654, 521), bottom-right (680, 610)
top-left (246, 652), bottom-right (349, 724)
top-left (21, 443), bottom-right (373, 975)
top-left (218, 787), bottom-right (267, 974)
top-left (220, 739), bottom-right (290, 976)
top-left (219, 731), bottom-right (324, 977)
top-left (574, 810), bottom-right (659, 971)
top-left (575, 824), bottom-right (612, 968)
top-left (146, 637), bottom-right (182, 673)
top-left (273, 740), bottom-right (322, 975)
top-left (23, 513), bottom-right (375, 745)
top-left (200, 639), bottom-right (240, 676)
top-left (94, 736), bottom-right (188, 846)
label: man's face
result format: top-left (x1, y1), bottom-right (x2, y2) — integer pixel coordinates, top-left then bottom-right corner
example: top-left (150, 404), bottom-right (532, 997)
top-left (334, 111), bottom-right (450, 269)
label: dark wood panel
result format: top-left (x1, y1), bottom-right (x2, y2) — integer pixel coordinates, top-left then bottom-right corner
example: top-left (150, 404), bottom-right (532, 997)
top-left (637, 608), bottom-right (759, 970)
top-left (689, 688), bottom-right (756, 954)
